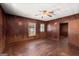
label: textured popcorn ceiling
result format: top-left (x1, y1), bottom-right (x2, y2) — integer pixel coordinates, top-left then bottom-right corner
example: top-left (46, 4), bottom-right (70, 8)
top-left (1, 3), bottom-right (79, 21)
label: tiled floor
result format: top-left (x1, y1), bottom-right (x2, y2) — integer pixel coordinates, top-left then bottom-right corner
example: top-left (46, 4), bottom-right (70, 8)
top-left (5, 38), bottom-right (79, 56)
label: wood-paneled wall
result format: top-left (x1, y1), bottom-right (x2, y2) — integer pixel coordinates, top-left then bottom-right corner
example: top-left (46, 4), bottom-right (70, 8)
top-left (6, 13), bottom-right (79, 48)
top-left (69, 20), bottom-right (79, 47)
top-left (0, 6), bottom-right (6, 54)
top-left (47, 14), bottom-right (79, 47)
top-left (6, 14), bottom-right (47, 44)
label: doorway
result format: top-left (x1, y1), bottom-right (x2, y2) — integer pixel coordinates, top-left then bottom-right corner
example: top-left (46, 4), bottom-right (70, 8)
top-left (60, 23), bottom-right (68, 39)
top-left (59, 23), bottom-right (68, 55)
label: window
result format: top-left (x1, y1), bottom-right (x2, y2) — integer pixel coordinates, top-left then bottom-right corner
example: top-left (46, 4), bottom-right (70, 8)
top-left (40, 24), bottom-right (45, 32)
top-left (47, 24), bottom-right (52, 32)
top-left (28, 22), bottom-right (36, 36)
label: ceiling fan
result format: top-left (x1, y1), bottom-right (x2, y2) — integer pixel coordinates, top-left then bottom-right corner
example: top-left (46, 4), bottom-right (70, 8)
top-left (35, 10), bottom-right (56, 18)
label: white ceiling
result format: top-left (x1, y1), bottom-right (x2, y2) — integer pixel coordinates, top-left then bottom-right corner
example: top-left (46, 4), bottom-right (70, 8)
top-left (1, 3), bottom-right (79, 21)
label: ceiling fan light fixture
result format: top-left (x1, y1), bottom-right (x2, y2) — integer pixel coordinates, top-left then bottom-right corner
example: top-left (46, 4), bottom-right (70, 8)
top-left (42, 10), bottom-right (49, 16)
top-left (35, 10), bottom-right (56, 19)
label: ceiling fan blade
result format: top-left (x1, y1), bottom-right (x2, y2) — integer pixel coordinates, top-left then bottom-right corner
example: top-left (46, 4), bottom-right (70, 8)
top-left (49, 11), bottom-right (54, 13)
top-left (48, 15), bottom-right (52, 17)
top-left (43, 10), bottom-right (47, 12)
top-left (49, 11), bottom-right (56, 15)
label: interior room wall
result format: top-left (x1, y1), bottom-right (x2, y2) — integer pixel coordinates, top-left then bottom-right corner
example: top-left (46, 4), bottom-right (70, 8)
top-left (47, 14), bottom-right (79, 47)
top-left (6, 14), bottom-right (47, 44)
top-left (0, 5), bottom-right (6, 54)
